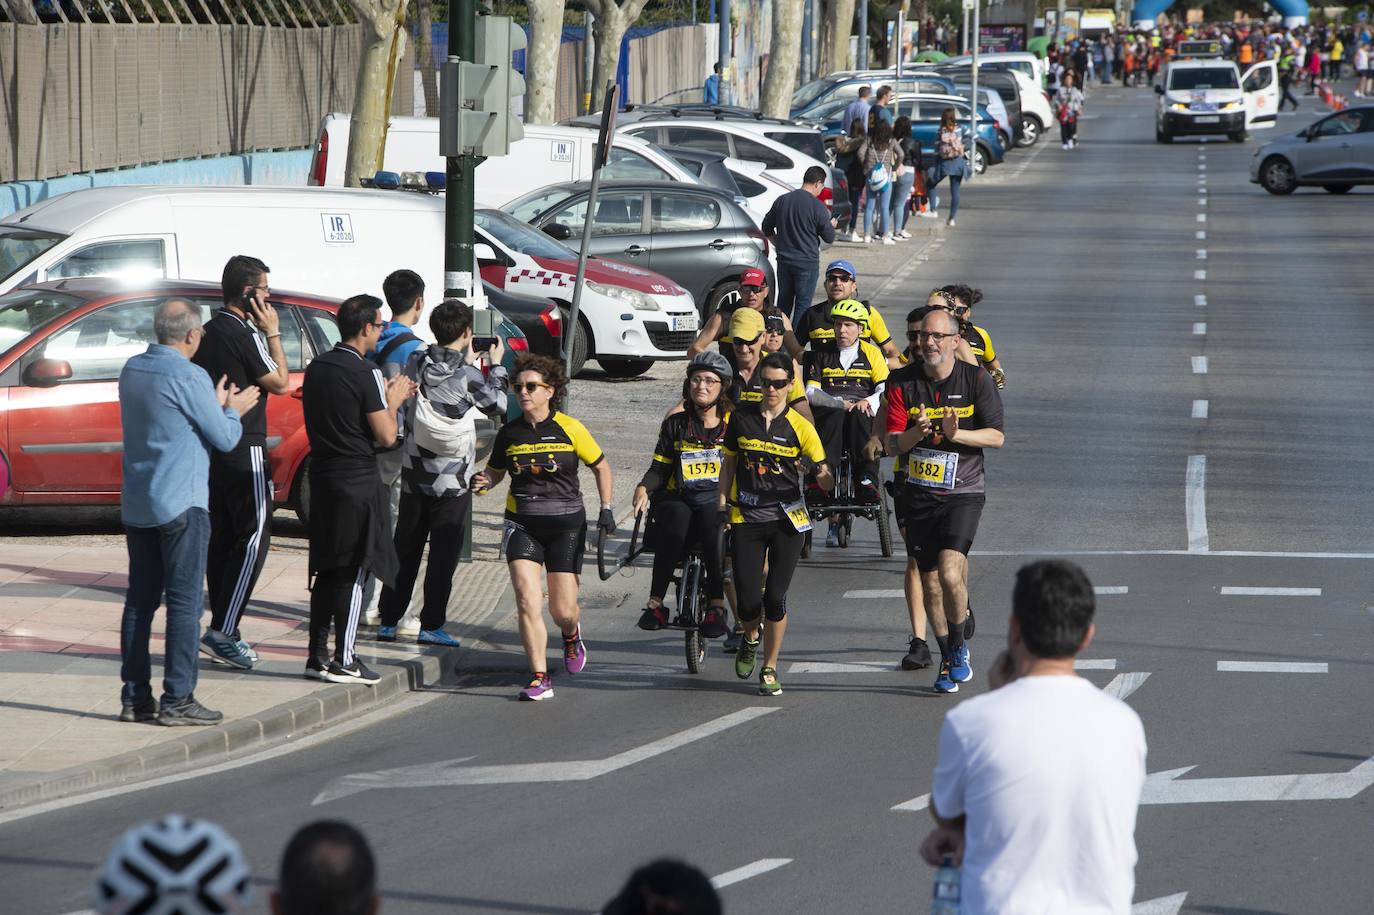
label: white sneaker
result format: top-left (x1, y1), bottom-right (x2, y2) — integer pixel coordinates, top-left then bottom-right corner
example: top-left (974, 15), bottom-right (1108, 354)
top-left (898, 230), bottom-right (913, 239)
top-left (862, 235), bottom-right (873, 244)
top-left (920, 210), bottom-right (938, 219)
top-left (946, 218), bottom-right (956, 228)
top-left (1062, 142), bottom-right (1070, 149)
top-left (398, 616), bottom-right (422, 634)
top-left (1070, 139), bottom-right (1076, 148)
top-left (846, 231), bottom-right (861, 242)
top-left (881, 235), bottom-right (895, 245)
top-left (362, 608), bottom-right (381, 627)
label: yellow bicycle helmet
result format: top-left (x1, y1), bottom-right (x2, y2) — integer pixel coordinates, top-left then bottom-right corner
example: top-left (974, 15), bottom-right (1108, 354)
top-left (829, 298), bottom-right (869, 326)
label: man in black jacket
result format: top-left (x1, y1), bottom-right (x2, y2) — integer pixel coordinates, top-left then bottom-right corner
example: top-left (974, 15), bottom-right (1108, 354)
top-left (762, 165), bottom-right (836, 326)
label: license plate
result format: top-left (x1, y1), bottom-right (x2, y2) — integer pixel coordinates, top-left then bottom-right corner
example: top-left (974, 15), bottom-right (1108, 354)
top-left (671, 314), bottom-right (698, 332)
top-left (1191, 103), bottom-right (1218, 112)
top-left (1194, 116), bottom-right (1220, 123)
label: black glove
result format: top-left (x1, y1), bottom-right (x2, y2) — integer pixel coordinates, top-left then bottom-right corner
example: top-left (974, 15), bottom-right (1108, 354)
top-left (598, 507), bottom-right (617, 535)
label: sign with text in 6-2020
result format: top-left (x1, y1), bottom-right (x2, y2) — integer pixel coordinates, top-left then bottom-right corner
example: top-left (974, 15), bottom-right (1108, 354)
top-left (321, 213), bottom-right (355, 243)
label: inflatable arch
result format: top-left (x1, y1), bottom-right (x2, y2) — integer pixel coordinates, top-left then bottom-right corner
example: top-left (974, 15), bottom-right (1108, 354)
top-left (1131, 0), bottom-right (1308, 30)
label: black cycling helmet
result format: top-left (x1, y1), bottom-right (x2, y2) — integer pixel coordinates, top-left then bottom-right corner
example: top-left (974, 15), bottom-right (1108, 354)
top-left (686, 351), bottom-right (733, 386)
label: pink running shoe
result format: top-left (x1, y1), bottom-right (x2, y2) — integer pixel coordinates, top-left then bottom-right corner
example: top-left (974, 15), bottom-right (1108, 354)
top-left (563, 628), bottom-right (587, 674)
top-left (519, 673), bottom-right (554, 701)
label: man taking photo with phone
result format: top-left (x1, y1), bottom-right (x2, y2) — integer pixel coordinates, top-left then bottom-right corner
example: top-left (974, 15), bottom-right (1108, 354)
top-left (192, 254), bottom-right (290, 671)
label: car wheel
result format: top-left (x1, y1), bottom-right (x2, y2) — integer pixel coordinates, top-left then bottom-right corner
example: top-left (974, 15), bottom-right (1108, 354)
top-left (597, 358), bottom-right (654, 378)
top-left (825, 144), bottom-right (837, 167)
top-left (706, 281), bottom-right (741, 320)
top-left (997, 129), bottom-right (1012, 151)
top-left (292, 458), bottom-right (311, 527)
top-left (1323, 183), bottom-right (1354, 194)
top-left (1156, 126), bottom-right (1171, 143)
top-left (971, 145), bottom-right (987, 176)
top-left (1259, 156), bottom-right (1297, 195)
top-left (567, 315), bottom-right (591, 376)
top-left (1016, 115), bottom-right (1039, 146)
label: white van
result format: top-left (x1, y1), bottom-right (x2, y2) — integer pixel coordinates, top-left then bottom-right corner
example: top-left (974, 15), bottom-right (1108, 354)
top-left (1155, 58), bottom-right (1279, 142)
top-left (0, 186), bottom-right (698, 367)
top-left (307, 116), bottom-right (700, 207)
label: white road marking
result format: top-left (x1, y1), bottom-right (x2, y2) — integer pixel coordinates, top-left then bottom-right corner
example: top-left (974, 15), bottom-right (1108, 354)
top-left (1132, 893), bottom-right (1189, 915)
top-left (1191, 356), bottom-right (1208, 373)
top-left (313, 707), bottom-right (779, 804)
top-left (971, 549), bottom-right (1374, 559)
top-left (1196, 230), bottom-right (1206, 239)
top-left (1193, 269), bottom-right (1207, 280)
top-left (1217, 661), bottom-right (1328, 673)
top-left (1095, 586), bottom-right (1129, 595)
top-left (788, 661), bottom-right (897, 673)
top-left (1194, 293), bottom-right (1207, 306)
top-left (1198, 197), bottom-right (1207, 206)
top-left (1104, 672), bottom-right (1152, 700)
top-left (1220, 586), bottom-right (1321, 596)
top-left (1196, 249), bottom-right (1207, 259)
top-left (1196, 214), bottom-right (1207, 223)
top-left (711, 858), bottom-right (793, 889)
top-left (1193, 322), bottom-right (1207, 335)
top-left (1141, 755), bottom-right (1374, 805)
top-left (1192, 399), bottom-right (1209, 418)
top-left (1186, 455), bottom-right (1209, 553)
top-left (1074, 658), bottom-right (1118, 670)
top-left (891, 793), bottom-right (931, 812)
top-left (1198, 164), bottom-right (1207, 170)
top-left (843, 589), bottom-right (904, 599)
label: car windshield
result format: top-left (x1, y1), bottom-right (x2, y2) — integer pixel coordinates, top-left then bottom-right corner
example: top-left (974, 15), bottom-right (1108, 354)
top-left (0, 227), bottom-right (64, 284)
top-left (792, 76), bottom-right (842, 109)
top-left (0, 289), bottom-right (85, 357)
top-left (1171, 68), bottom-right (1239, 90)
top-left (765, 131), bottom-right (827, 162)
top-left (475, 209), bottom-right (576, 260)
top-left (504, 187), bottom-right (578, 224)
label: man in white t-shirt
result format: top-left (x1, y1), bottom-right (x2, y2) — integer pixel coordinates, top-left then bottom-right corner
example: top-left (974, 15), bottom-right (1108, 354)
top-left (920, 560), bottom-right (1147, 915)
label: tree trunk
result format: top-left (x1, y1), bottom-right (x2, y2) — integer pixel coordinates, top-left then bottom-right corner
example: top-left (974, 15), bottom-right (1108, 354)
top-left (582, 0), bottom-right (651, 112)
top-left (761, 0), bottom-right (804, 118)
top-left (526, 0), bottom-right (567, 124)
top-left (823, 0), bottom-right (857, 75)
top-left (417, 0), bottom-right (438, 116)
top-left (344, 0), bottom-right (406, 187)
top-left (1, 0), bottom-right (41, 24)
top-left (915, 0), bottom-right (929, 48)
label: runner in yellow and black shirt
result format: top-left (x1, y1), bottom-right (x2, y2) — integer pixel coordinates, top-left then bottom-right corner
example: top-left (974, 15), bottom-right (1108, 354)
top-left (719, 353), bottom-right (831, 698)
top-left (788, 260), bottom-right (901, 367)
top-left (725, 307), bottom-right (813, 421)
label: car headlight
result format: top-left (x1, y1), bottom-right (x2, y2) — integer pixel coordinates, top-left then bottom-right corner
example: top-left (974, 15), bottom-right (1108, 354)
top-left (1220, 101), bottom-right (1242, 110)
top-left (586, 280), bottom-right (660, 311)
top-left (1170, 103), bottom-right (1189, 111)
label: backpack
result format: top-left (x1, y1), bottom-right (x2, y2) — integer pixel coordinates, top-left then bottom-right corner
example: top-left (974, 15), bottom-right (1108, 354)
top-left (866, 160), bottom-right (891, 192)
top-left (371, 330), bottom-right (421, 368)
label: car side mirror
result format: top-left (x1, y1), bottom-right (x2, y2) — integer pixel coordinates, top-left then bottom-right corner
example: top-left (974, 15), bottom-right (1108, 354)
top-left (24, 358), bottom-right (73, 387)
top-left (473, 242), bottom-right (499, 262)
top-left (1153, 85), bottom-right (1165, 95)
top-left (543, 222), bottom-right (574, 241)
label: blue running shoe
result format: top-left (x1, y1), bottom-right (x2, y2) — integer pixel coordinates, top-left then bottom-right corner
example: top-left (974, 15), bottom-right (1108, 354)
top-left (199, 629), bottom-right (253, 670)
top-left (418, 628), bottom-right (461, 647)
top-left (377, 626), bottom-right (397, 642)
top-left (950, 644), bottom-right (972, 683)
top-left (933, 657), bottom-right (959, 693)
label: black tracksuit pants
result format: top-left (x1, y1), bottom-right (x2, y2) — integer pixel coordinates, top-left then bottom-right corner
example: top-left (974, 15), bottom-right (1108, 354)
top-left (379, 489), bottom-right (471, 630)
top-left (206, 444), bottom-right (272, 637)
top-left (309, 566), bottom-right (366, 667)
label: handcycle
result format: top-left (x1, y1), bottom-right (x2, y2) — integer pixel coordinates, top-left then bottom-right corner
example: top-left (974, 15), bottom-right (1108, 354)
top-left (800, 445), bottom-right (894, 558)
top-left (597, 510), bottom-right (728, 673)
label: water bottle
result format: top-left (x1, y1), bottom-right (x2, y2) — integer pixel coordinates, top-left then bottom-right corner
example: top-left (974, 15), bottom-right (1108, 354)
top-left (930, 854), bottom-right (961, 914)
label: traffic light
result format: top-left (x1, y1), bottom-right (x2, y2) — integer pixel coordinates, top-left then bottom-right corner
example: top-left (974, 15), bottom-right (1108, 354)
top-left (439, 14), bottom-right (526, 158)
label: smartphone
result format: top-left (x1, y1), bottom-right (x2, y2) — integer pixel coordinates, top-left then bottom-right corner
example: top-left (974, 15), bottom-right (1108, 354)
top-left (764, 315), bottom-right (786, 335)
top-left (471, 308), bottom-right (498, 353)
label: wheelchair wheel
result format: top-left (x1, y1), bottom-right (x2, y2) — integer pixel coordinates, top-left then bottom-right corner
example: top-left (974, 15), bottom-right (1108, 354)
top-left (685, 628), bottom-right (706, 673)
top-left (877, 480), bottom-right (894, 558)
top-left (837, 514), bottom-right (851, 548)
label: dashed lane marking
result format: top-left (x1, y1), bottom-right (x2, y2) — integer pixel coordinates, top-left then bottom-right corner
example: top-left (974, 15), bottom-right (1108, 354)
top-left (1219, 586), bottom-right (1322, 596)
top-left (1193, 322), bottom-right (1207, 335)
top-left (1192, 356), bottom-right (1208, 373)
top-left (1194, 293), bottom-right (1207, 306)
top-left (972, 549), bottom-right (1374, 559)
top-left (788, 661), bottom-right (896, 673)
top-left (711, 858), bottom-right (793, 890)
top-left (843, 589), bottom-right (904, 599)
top-left (1196, 249), bottom-right (1207, 259)
top-left (1095, 586), bottom-right (1129, 595)
top-left (1192, 399), bottom-right (1209, 419)
top-left (1187, 455), bottom-right (1209, 553)
top-left (1196, 230), bottom-right (1206, 240)
top-left (1194, 269), bottom-right (1207, 280)
top-left (1075, 658), bottom-right (1119, 670)
top-left (1197, 214), bottom-right (1207, 223)
top-left (1217, 661), bottom-right (1328, 673)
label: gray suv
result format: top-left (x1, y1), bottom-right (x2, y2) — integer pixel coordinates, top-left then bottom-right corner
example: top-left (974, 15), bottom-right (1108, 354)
top-left (504, 180), bottom-right (775, 320)
top-left (1251, 105), bottom-right (1374, 195)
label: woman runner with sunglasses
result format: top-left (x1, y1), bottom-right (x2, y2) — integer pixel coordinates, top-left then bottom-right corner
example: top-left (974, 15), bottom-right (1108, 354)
top-left (473, 355), bottom-right (614, 701)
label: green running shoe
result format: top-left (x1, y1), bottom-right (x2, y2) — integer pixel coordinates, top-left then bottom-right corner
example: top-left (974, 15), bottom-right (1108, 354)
top-left (758, 666), bottom-right (783, 696)
top-left (735, 634), bottom-right (760, 679)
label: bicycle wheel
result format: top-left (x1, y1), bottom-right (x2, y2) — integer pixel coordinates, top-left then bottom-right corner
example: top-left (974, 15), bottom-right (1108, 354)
top-left (681, 557), bottom-right (705, 673)
top-left (877, 478), bottom-right (894, 558)
top-left (838, 514), bottom-right (851, 548)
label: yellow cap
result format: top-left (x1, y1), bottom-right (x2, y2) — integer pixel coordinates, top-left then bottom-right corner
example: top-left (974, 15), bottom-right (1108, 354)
top-left (729, 306), bottom-right (765, 342)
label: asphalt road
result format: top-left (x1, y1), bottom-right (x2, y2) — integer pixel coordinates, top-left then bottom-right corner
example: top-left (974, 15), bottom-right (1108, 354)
top-left (4, 91), bottom-right (1374, 914)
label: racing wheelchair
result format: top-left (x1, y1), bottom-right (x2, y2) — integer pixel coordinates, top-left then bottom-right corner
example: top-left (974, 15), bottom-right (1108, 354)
top-left (800, 446), bottom-right (894, 558)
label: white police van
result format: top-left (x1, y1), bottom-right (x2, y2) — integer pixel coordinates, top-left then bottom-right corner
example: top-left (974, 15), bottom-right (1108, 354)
top-left (1155, 41), bottom-right (1278, 143)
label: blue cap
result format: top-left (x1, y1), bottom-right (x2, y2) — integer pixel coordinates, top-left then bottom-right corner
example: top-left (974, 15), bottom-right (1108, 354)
top-left (825, 259), bottom-right (857, 279)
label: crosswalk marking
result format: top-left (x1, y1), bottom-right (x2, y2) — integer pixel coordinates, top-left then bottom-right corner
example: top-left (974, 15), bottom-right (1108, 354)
top-left (1217, 661), bottom-right (1328, 673)
top-left (1219, 586), bottom-right (1321, 596)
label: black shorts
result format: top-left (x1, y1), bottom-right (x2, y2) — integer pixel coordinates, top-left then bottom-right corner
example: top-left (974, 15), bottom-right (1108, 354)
top-left (900, 490), bottom-right (985, 571)
top-left (503, 513), bottom-right (587, 574)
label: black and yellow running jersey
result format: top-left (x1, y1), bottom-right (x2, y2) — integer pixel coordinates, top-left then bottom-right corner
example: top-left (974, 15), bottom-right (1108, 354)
top-left (794, 298), bottom-right (894, 350)
top-left (487, 411), bottom-right (604, 516)
top-left (723, 404), bottom-right (825, 524)
top-left (803, 339), bottom-right (890, 402)
top-left (731, 354), bottom-right (807, 408)
top-left (640, 411), bottom-right (730, 507)
top-left (962, 323), bottom-right (997, 366)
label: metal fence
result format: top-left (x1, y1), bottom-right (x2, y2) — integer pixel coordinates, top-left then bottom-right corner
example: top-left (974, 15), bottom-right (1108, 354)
top-left (0, 22), bottom-right (415, 183)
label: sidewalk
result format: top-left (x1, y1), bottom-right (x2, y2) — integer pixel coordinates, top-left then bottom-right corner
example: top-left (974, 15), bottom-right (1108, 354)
top-left (0, 220), bottom-right (949, 812)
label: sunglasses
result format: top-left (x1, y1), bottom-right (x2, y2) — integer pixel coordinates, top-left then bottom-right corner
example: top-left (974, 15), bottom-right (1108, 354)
top-left (740, 285), bottom-right (767, 294)
top-left (514, 381), bottom-right (552, 393)
top-left (825, 274), bottom-right (853, 282)
top-left (761, 377), bottom-right (792, 390)
top-left (732, 335), bottom-right (762, 347)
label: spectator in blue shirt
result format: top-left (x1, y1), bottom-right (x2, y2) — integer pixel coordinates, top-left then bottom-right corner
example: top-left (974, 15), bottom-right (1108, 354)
top-left (704, 63), bottom-right (721, 105)
top-left (843, 87), bottom-right (873, 136)
top-left (118, 298), bottom-right (258, 727)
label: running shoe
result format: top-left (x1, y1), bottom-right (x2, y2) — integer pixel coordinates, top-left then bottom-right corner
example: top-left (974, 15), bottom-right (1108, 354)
top-left (419, 628), bottom-right (461, 647)
top-left (199, 629), bottom-right (253, 670)
top-left (398, 617), bottom-right (422, 635)
top-left (950, 644), bottom-right (972, 683)
top-left (519, 673), bottom-right (554, 701)
top-left (722, 626), bottom-right (744, 654)
top-left (157, 695), bottom-right (224, 726)
top-left (758, 666), bottom-right (783, 697)
top-left (901, 637), bottom-right (933, 671)
top-left (119, 698), bottom-right (158, 723)
top-left (637, 605), bottom-right (668, 631)
top-left (699, 608), bottom-right (728, 639)
top-left (303, 657), bottom-right (330, 681)
top-left (946, 218), bottom-right (956, 228)
top-left (826, 522), bottom-right (841, 548)
top-left (324, 660), bottom-right (381, 686)
top-left (735, 634), bottom-right (760, 679)
top-left (563, 628), bottom-right (587, 674)
top-left (232, 633), bottom-right (260, 663)
top-left (377, 625), bottom-right (397, 642)
top-left (933, 658), bottom-right (959, 694)
top-left (363, 607), bottom-right (381, 626)
top-left (963, 607), bottom-right (975, 640)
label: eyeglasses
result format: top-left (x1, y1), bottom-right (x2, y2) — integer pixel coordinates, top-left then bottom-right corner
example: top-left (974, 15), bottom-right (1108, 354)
top-left (688, 374), bottom-right (721, 386)
top-left (740, 285), bottom-right (767, 295)
top-left (910, 331), bottom-right (958, 342)
top-left (514, 381), bottom-right (552, 393)
top-left (732, 335), bottom-right (762, 347)
top-left (761, 377), bottom-right (791, 390)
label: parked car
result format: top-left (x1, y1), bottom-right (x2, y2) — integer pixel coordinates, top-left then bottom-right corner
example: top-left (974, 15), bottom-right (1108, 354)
top-left (611, 119), bottom-right (831, 192)
top-left (789, 73), bottom-right (959, 120)
top-left (939, 51), bottom-right (1047, 87)
top-left (928, 64), bottom-right (1051, 147)
top-left (504, 181), bottom-right (773, 320)
top-left (0, 279), bottom-right (537, 523)
top-left (473, 207), bottom-right (696, 376)
top-left (813, 96), bottom-right (1005, 175)
top-left (1251, 105), bottom-right (1374, 194)
top-left (652, 145), bottom-right (752, 203)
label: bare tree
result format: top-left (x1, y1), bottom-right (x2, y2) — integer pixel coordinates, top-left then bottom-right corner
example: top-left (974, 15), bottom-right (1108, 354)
top-left (526, 0), bottom-right (567, 124)
top-left (822, 0), bottom-right (857, 76)
top-left (0, 0), bottom-right (41, 24)
top-left (580, 0), bottom-right (652, 112)
top-left (417, 0), bottom-right (439, 116)
top-left (342, 0), bottom-right (408, 186)
top-left (761, 0), bottom-right (804, 118)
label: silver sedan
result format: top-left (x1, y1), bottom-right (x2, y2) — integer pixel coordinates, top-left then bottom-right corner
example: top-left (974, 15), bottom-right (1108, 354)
top-left (1251, 105), bottom-right (1374, 195)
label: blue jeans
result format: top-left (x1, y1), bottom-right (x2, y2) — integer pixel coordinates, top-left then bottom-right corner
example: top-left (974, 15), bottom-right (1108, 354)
top-left (775, 260), bottom-right (820, 326)
top-left (863, 183), bottom-right (893, 237)
top-left (890, 170), bottom-right (917, 233)
top-left (929, 169), bottom-right (962, 220)
top-left (121, 507), bottom-right (210, 707)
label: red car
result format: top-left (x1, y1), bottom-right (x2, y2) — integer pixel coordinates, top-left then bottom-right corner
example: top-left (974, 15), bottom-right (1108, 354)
top-left (0, 279), bottom-right (535, 522)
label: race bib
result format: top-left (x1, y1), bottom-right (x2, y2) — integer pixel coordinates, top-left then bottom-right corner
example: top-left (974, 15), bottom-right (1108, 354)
top-left (680, 448), bottom-right (722, 490)
top-left (907, 448), bottom-right (959, 491)
top-left (781, 498), bottom-right (813, 533)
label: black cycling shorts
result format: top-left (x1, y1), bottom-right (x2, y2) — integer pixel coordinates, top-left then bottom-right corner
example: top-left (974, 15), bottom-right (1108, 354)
top-left (901, 491), bottom-right (985, 571)
top-left (503, 514), bottom-right (587, 574)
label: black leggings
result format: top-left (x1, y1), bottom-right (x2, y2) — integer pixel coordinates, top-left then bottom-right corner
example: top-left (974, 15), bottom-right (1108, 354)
top-left (1060, 119), bottom-right (1078, 143)
top-left (730, 519), bottom-right (805, 623)
top-left (649, 499), bottom-right (725, 602)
